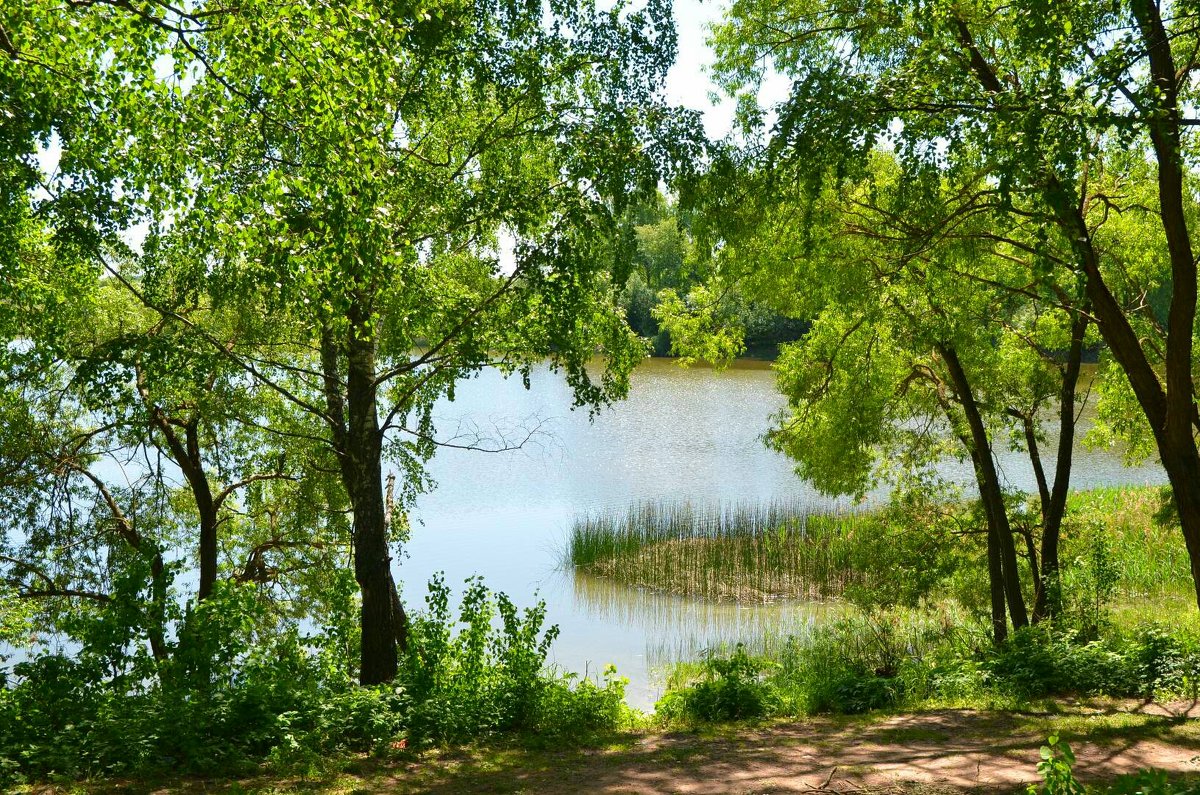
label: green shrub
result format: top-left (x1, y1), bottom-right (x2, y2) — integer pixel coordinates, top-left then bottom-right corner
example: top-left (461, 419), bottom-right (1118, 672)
top-left (981, 624), bottom-right (1200, 701)
top-left (656, 644), bottom-right (778, 722)
top-left (1104, 770), bottom-right (1200, 794)
top-left (530, 665), bottom-right (632, 740)
top-left (0, 575), bottom-right (632, 785)
top-left (1028, 734), bottom-right (1200, 794)
top-left (1029, 735), bottom-right (1086, 795)
top-left (655, 606), bottom-right (1200, 727)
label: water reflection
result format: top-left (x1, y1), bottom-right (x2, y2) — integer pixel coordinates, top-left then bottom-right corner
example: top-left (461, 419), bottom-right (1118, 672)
top-left (571, 569), bottom-right (838, 681)
top-left (402, 358), bottom-right (1168, 709)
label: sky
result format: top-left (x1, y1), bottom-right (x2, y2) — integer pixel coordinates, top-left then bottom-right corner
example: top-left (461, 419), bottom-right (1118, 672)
top-left (665, 0), bottom-right (790, 139)
top-left (666, 0), bottom-right (732, 137)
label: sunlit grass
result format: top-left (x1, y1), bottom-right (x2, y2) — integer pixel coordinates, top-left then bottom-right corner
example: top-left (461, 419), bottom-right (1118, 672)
top-left (1062, 486), bottom-right (1192, 599)
top-left (568, 487), bottom-right (1194, 607)
top-left (568, 500), bottom-right (873, 602)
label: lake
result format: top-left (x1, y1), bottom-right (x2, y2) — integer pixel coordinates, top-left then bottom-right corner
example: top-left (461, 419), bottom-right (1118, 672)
top-left (398, 358), bottom-right (1167, 708)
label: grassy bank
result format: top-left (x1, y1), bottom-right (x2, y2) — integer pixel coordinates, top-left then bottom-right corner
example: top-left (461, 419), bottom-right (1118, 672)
top-left (637, 486), bottom-right (1200, 738)
top-left (656, 605), bottom-right (1200, 724)
top-left (568, 487), bottom-right (1192, 606)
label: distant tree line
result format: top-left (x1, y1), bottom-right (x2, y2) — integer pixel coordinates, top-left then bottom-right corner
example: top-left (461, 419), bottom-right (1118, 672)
top-left (618, 195), bottom-right (808, 357)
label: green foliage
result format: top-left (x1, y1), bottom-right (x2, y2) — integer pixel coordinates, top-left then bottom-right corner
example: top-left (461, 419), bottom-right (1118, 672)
top-left (402, 573), bottom-right (580, 744)
top-left (701, 0), bottom-right (1200, 645)
top-left (653, 284), bottom-right (748, 366)
top-left (1029, 736), bottom-right (1200, 794)
top-left (5, 0), bottom-right (696, 697)
top-left (1060, 489), bottom-right (1191, 600)
top-left (0, 576), bottom-right (631, 786)
top-left (1030, 735), bottom-right (1086, 795)
top-left (614, 197), bottom-right (805, 360)
top-left (657, 609), bottom-right (1200, 726)
top-left (1063, 524), bottom-right (1122, 637)
top-left (619, 272), bottom-right (669, 353)
top-left (656, 644), bottom-right (777, 722)
top-left (1104, 770), bottom-right (1200, 794)
top-left (982, 627), bottom-right (1137, 699)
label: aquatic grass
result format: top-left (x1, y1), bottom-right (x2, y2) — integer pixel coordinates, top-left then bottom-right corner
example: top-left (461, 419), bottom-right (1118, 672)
top-left (568, 500), bottom-right (874, 602)
top-left (569, 487), bottom-right (1193, 606)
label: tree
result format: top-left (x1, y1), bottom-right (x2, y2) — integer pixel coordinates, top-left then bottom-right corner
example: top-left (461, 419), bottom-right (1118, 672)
top-left (708, 0), bottom-right (1200, 611)
top-left (72, 0), bottom-right (687, 685)
top-left (4, 0), bottom-right (693, 684)
top-left (662, 152), bottom-right (1098, 638)
top-left (1, 225), bottom-right (347, 668)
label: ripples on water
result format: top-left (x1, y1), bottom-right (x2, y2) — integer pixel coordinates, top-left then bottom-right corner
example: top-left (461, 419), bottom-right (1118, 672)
top-left (2, 359), bottom-right (1169, 708)
top-left (400, 359), bottom-right (1167, 708)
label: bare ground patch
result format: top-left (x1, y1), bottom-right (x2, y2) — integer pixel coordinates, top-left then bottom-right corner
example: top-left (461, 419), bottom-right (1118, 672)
top-left (34, 702), bottom-right (1200, 795)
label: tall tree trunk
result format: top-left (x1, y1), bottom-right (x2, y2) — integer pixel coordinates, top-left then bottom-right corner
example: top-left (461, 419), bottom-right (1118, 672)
top-left (940, 344), bottom-right (1029, 631)
top-left (959, 8), bottom-right (1200, 614)
top-left (942, 379), bottom-right (1008, 643)
top-left (384, 474), bottom-right (409, 652)
top-left (323, 311), bottom-right (403, 685)
top-left (148, 549), bottom-right (169, 662)
top-left (176, 421), bottom-right (219, 601)
top-left (1016, 409), bottom-right (1046, 598)
top-left (1031, 312), bottom-right (1088, 621)
top-left (138, 369), bottom-right (220, 601)
top-left (1131, 0), bottom-right (1200, 612)
top-left (979, 448), bottom-right (1009, 644)
top-left (1051, 193), bottom-right (1200, 609)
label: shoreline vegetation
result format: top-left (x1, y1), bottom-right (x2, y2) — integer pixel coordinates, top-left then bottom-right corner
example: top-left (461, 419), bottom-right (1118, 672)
top-left (568, 499), bottom-right (869, 602)
top-left (569, 485), bottom-right (1200, 760)
top-left (568, 487), bottom-right (1187, 606)
top-left (7, 483), bottom-right (1197, 792)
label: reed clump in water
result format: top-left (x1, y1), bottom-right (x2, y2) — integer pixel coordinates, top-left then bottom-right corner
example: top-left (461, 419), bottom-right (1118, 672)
top-left (568, 500), bottom-right (872, 602)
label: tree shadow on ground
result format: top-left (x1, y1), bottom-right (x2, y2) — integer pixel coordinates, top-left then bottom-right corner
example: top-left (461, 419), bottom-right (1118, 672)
top-left (56, 707), bottom-right (1200, 795)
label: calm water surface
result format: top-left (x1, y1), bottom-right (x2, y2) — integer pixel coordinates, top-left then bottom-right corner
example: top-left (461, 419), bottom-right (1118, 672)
top-left (397, 358), bottom-right (1167, 708)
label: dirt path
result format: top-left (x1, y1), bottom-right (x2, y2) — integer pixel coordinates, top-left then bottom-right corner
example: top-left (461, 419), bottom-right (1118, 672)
top-left (70, 701), bottom-right (1200, 794)
top-left (369, 703), bottom-right (1200, 794)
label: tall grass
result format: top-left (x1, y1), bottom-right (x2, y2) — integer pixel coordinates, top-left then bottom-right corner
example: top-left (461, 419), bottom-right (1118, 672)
top-left (568, 500), bottom-right (873, 602)
top-left (568, 487), bottom-right (1193, 607)
top-left (657, 601), bottom-right (1200, 723)
top-left (1062, 487), bottom-right (1191, 598)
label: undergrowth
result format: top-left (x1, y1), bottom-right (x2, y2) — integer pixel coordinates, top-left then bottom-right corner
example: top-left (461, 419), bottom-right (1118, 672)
top-left (0, 575), bottom-right (633, 786)
top-left (655, 609), bottom-right (1200, 724)
top-left (652, 487), bottom-right (1200, 725)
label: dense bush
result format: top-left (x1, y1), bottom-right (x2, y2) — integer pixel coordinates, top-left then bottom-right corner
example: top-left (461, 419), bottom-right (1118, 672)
top-left (982, 624), bottom-right (1200, 701)
top-left (656, 613), bottom-right (1200, 723)
top-left (400, 574), bottom-right (629, 745)
top-left (656, 644), bottom-right (777, 722)
top-left (0, 576), bottom-right (630, 786)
